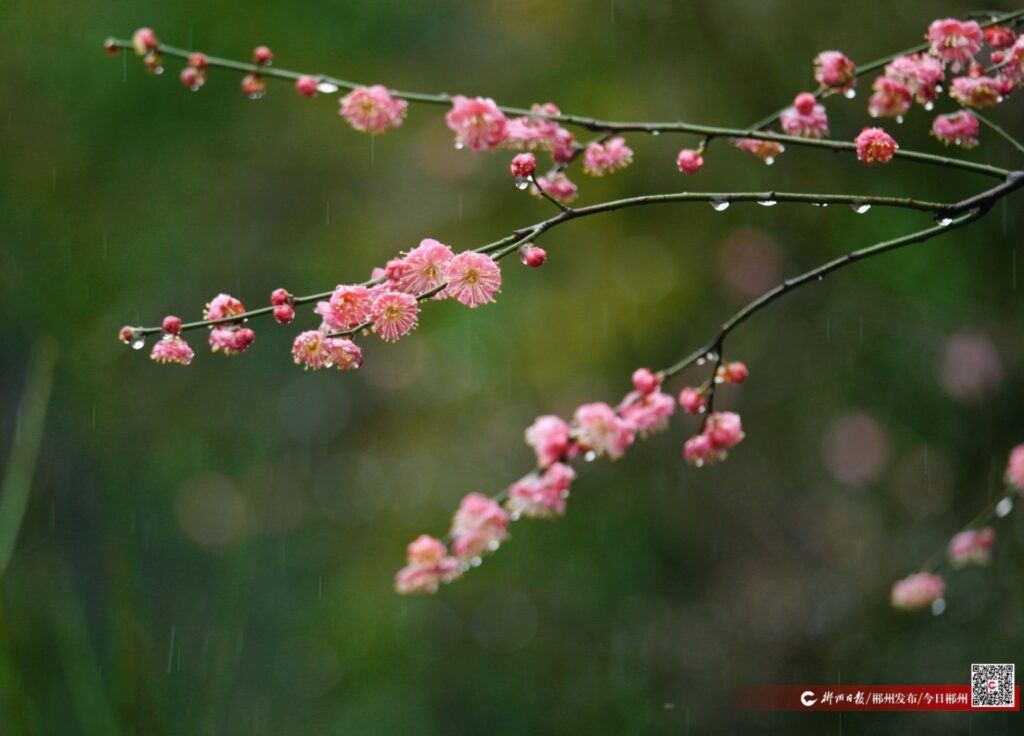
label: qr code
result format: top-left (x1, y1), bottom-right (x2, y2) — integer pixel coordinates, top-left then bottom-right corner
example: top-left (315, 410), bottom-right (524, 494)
top-left (971, 663), bottom-right (1015, 708)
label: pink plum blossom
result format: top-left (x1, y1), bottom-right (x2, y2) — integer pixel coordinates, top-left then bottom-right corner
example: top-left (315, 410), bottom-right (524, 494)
top-left (582, 137), bottom-right (634, 176)
top-left (705, 411), bottom-right (744, 449)
top-left (678, 387), bottom-right (706, 414)
top-left (339, 85), bottom-right (408, 134)
top-left (947, 527), bottom-right (995, 567)
top-left (506, 462), bottom-right (577, 519)
top-left (855, 127), bottom-right (898, 164)
top-left (780, 92), bottom-right (829, 138)
top-left (209, 326), bottom-right (255, 355)
top-left (717, 361), bottom-right (749, 384)
top-left (443, 252), bottom-right (502, 308)
top-left (394, 535), bottom-right (461, 595)
top-left (868, 75), bottom-right (912, 118)
top-left (446, 95), bottom-right (508, 151)
top-left (631, 368), bottom-right (660, 395)
top-left (1006, 444), bottom-right (1024, 492)
top-left (150, 335), bottom-right (194, 365)
top-left (927, 18), bottom-right (983, 70)
top-left (203, 293), bottom-right (246, 322)
top-left (683, 432), bottom-right (722, 466)
top-left (509, 152), bottom-right (536, 179)
top-left (813, 50), bottom-right (856, 91)
top-left (884, 54), bottom-right (945, 105)
top-left (369, 291), bottom-right (419, 342)
top-left (315, 285), bottom-right (373, 331)
top-left (525, 415), bottom-right (573, 468)
top-left (931, 110), bottom-right (979, 148)
top-left (890, 572), bottom-right (945, 611)
top-left (618, 390), bottom-right (676, 436)
top-left (949, 75), bottom-right (1003, 108)
top-left (676, 148), bottom-right (704, 174)
top-left (532, 172), bottom-right (578, 204)
top-left (730, 138), bottom-right (785, 164)
top-left (396, 238), bottom-right (454, 295)
top-left (573, 402), bottom-right (635, 460)
top-left (450, 493), bottom-right (510, 560)
top-left (984, 26), bottom-right (1016, 49)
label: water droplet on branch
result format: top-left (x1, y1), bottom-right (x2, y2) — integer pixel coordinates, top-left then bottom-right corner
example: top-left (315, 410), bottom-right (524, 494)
top-left (850, 203), bottom-right (871, 214)
top-left (709, 199), bottom-right (730, 211)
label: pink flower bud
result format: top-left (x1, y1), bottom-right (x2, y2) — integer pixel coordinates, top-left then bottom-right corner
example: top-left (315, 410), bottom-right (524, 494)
top-left (162, 315), bottom-right (182, 335)
top-left (1006, 444), bottom-right (1024, 492)
top-left (706, 411), bottom-right (744, 449)
top-left (813, 51), bottom-right (856, 91)
top-left (509, 153), bottom-right (536, 179)
top-left (521, 245), bottom-right (547, 268)
top-left (131, 27), bottom-right (158, 56)
top-left (631, 368), bottom-right (659, 395)
top-left (383, 258), bottom-right (408, 282)
top-left (273, 304), bottom-right (295, 324)
top-left (295, 75), bottom-right (318, 98)
top-left (103, 38), bottom-right (121, 57)
top-left (252, 45), bottom-right (273, 66)
top-left (855, 127), bottom-right (898, 165)
top-left (188, 52), bottom-right (208, 70)
top-left (793, 92), bottom-right (817, 115)
top-left (678, 387), bottom-right (706, 414)
top-left (270, 288), bottom-right (290, 306)
top-left (407, 535), bottom-right (447, 567)
top-left (676, 148), bottom-right (704, 175)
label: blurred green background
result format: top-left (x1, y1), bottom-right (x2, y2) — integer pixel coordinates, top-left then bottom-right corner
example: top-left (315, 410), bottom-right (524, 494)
top-left (1, 1), bottom-right (1023, 733)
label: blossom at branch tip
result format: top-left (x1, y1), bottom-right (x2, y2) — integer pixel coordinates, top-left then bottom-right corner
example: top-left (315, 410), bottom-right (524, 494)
top-left (369, 290), bottom-right (419, 342)
top-left (931, 110), bottom-right (979, 148)
top-left (730, 138), bottom-right (785, 165)
top-left (618, 390), bottom-right (676, 437)
top-left (678, 387), bottom-right (706, 415)
top-left (813, 50), bottom-right (856, 92)
top-left (890, 572), bottom-right (945, 612)
top-left (884, 54), bottom-right (944, 106)
top-left (582, 137), bottom-right (634, 176)
top-left (395, 238), bottom-right (454, 295)
top-left (442, 251), bottom-right (502, 308)
top-left (150, 335), bottom-right (194, 365)
top-left (676, 148), bottom-right (704, 175)
top-left (927, 18), bottom-right (983, 71)
top-left (394, 535), bottom-right (461, 595)
top-left (315, 284), bottom-right (372, 332)
top-left (867, 75), bottom-right (912, 119)
top-left (531, 172), bottom-right (577, 204)
top-left (525, 415), bottom-right (574, 469)
top-left (855, 127), bottom-right (898, 165)
top-left (949, 75), bottom-right (1004, 108)
top-left (780, 93), bottom-right (829, 138)
top-left (573, 402), bottom-right (635, 460)
top-left (339, 85), bottom-right (408, 134)
top-left (947, 527), bottom-right (995, 568)
top-left (506, 462), bottom-right (577, 519)
top-left (1006, 443), bottom-right (1024, 493)
top-left (449, 493), bottom-right (510, 561)
top-left (446, 95), bottom-right (508, 151)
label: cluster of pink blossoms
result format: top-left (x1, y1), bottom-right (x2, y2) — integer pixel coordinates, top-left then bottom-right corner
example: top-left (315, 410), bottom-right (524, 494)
top-left (395, 361), bottom-right (750, 594)
top-left (890, 444), bottom-right (1024, 613)
top-left (856, 18), bottom-right (1021, 148)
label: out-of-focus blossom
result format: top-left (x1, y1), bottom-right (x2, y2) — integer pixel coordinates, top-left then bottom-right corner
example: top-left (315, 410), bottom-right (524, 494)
top-left (532, 172), bottom-right (578, 204)
top-left (573, 402), bottom-right (635, 460)
top-left (891, 572), bottom-right (944, 611)
top-left (730, 138), bottom-right (785, 164)
top-left (582, 137), bottom-right (634, 176)
top-left (450, 493), bottom-right (510, 560)
top-left (525, 415), bottom-right (573, 468)
top-left (948, 527), bottom-right (995, 567)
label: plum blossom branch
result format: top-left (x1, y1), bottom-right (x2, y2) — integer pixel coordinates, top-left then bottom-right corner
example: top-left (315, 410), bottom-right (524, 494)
top-left (103, 37), bottom-right (1013, 180)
